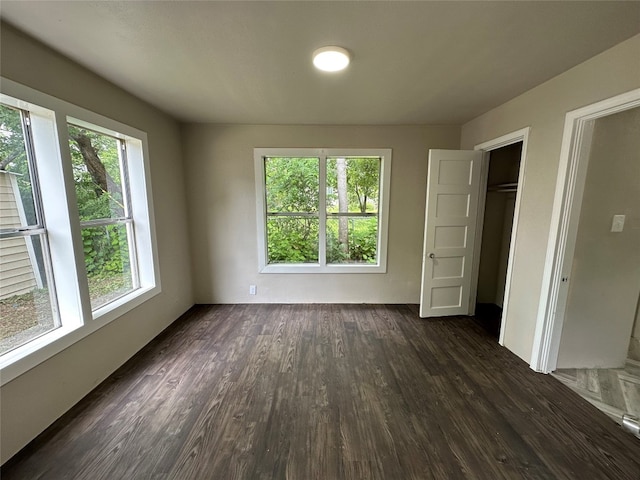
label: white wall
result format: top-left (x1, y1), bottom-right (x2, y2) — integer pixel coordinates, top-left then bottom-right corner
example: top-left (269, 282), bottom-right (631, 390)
top-left (461, 34), bottom-right (640, 363)
top-left (557, 107), bottom-right (640, 368)
top-left (183, 124), bottom-right (459, 303)
top-left (0, 24), bottom-right (194, 463)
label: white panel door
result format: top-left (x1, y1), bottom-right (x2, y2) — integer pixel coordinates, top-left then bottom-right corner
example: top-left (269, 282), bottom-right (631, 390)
top-left (420, 149), bottom-right (483, 317)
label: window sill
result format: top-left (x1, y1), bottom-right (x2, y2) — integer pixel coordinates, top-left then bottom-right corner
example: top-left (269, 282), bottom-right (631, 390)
top-left (260, 263), bottom-right (387, 274)
top-left (0, 284), bottom-right (160, 386)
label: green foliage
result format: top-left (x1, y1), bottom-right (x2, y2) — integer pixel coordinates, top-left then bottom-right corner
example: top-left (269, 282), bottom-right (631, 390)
top-left (0, 104), bottom-right (37, 224)
top-left (68, 125), bottom-right (124, 220)
top-left (265, 156), bottom-right (380, 264)
top-left (348, 218), bottom-right (378, 263)
top-left (69, 126), bottom-right (129, 279)
top-left (327, 157), bottom-right (380, 213)
top-left (265, 158), bottom-right (320, 264)
top-left (267, 218), bottom-right (319, 263)
top-left (1, 106), bottom-right (131, 308)
top-left (265, 157), bottom-right (319, 212)
top-left (327, 218), bottom-right (378, 264)
top-left (82, 225), bottom-right (130, 278)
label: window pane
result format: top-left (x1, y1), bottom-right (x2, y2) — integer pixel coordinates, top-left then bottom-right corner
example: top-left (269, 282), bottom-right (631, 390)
top-left (267, 217), bottom-right (319, 264)
top-left (265, 157), bottom-right (319, 213)
top-left (82, 224), bottom-right (135, 309)
top-left (326, 157), bottom-right (380, 214)
top-left (0, 235), bottom-right (57, 354)
top-left (327, 217), bottom-right (378, 264)
top-left (0, 104), bottom-right (39, 228)
top-left (68, 125), bottom-right (126, 221)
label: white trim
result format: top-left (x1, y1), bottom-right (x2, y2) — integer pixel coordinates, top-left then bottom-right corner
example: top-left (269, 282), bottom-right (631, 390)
top-left (254, 148), bottom-right (391, 274)
top-left (0, 285), bottom-right (158, 384)
top-left (473, 127), bottom-right (530, 346)
top-left (318, 156), bottom-right (328, 266)
top-left (532, 88), bottom-right (640, 373)
top-left (254, 153), bottom-right (268, 269)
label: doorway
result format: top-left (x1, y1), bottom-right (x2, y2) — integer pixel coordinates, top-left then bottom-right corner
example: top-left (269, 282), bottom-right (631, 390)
top-left (555, 106), bottom-right (640, 369)
top-left (419, 128), bottom-right (529, 346)
top-left (551, 106), bottom-right (640, 424)
top-left (474, 143), bottom-right (522, 339)
top-left (532, 88), bottom-right (640, 374)
top-left (471, 128), bottom-right (530, 344)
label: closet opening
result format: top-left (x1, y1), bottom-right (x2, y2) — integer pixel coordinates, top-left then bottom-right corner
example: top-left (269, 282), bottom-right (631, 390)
top-left (474, 142), bottom-right (523, 338)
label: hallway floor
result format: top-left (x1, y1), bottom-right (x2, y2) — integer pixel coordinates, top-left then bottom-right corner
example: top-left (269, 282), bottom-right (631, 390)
top-left (553, 359), bottom-right (640, 424)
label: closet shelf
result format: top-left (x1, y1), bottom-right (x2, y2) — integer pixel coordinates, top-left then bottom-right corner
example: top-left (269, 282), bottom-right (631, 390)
top-left (488, 182), bottom-right (518, 193)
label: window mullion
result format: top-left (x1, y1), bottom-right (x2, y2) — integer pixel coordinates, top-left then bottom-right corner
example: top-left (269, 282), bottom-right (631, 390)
top-left (0, 226), bottom-right (47, 238)
top-left (266, 212), bottom-right (317, 218)
top-left (318, 154), bottom-right (327, 267)
top-left (79, 218), bottom-right (131, 228)
top-left (327, 212), bottom-right (377, 217)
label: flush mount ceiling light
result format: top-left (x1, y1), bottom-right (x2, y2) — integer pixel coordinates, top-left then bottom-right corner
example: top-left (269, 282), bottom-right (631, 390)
top-left (312, 46), bottom-right (350, 72)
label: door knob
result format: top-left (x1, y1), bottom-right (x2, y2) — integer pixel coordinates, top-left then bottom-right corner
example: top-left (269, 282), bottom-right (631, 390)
top-left (428, 253), bottom-right (435, 259)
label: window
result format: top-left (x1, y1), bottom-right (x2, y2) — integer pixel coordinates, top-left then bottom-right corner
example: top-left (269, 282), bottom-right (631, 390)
top-left (68, 124), bottom-right (138, 309)
top-left (255, 148), bottom-right (391, 273)
top-left (0, 104), bottom-right (59, 354)
top-left (0, 79), bottom-right (159, 384)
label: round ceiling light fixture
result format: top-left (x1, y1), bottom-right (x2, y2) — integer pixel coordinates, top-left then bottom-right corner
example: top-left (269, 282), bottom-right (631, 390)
top-left (312, 46), bottom-right (350, 72)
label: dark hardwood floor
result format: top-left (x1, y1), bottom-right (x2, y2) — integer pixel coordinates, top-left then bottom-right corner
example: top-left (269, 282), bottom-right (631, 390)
top-left (3, 304), bottom-right (640, 479)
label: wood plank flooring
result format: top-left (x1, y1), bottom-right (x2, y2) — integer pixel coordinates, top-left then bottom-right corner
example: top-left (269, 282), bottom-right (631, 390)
top-left (553, 361), bottom-right (640, 422)
top-left (2, 304), bottom-right (640, 479)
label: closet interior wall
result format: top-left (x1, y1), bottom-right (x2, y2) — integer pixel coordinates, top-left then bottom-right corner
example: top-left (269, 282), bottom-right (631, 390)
top-left (476, 143), bottom-right (522, 327)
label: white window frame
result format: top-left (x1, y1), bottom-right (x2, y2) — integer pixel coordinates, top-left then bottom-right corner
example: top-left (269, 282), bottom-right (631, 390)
top-left (68, 119), bottom-right (141, 310)
top-left (254, 148), bottom-right (391, 274)
top-left (0, 78), bottom-right (160, 385)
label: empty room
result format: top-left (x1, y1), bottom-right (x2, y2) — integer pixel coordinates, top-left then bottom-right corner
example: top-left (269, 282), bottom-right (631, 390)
top-left (1, 1), bottom-right (639, 479)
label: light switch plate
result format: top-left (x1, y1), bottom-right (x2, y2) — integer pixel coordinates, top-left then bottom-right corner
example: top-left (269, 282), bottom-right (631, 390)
top-left (611, 214), bottom-right (625, 232)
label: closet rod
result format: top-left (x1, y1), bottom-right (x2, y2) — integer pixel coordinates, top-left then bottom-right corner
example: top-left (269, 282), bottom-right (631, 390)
top-left (489, 188), bottom-right (517, 193)
top-left (488, 182), bottom-right (518, 193)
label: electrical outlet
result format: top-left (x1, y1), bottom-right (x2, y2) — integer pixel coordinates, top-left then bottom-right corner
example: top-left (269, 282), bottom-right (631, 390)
top-left (249, 285), bottom-right (257, 295)
top-left (611, 214), bottom-right (625, 232)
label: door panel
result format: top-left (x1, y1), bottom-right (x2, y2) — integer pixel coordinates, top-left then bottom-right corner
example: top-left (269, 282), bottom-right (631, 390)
top-left (420, 149), bottom-right (482, 317)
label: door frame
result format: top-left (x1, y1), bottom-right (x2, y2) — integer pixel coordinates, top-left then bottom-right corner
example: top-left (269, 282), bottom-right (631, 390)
top-left (531, 88), bottom-right (640, 373)
top-left (470, 127), bottom-right (530, 345)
